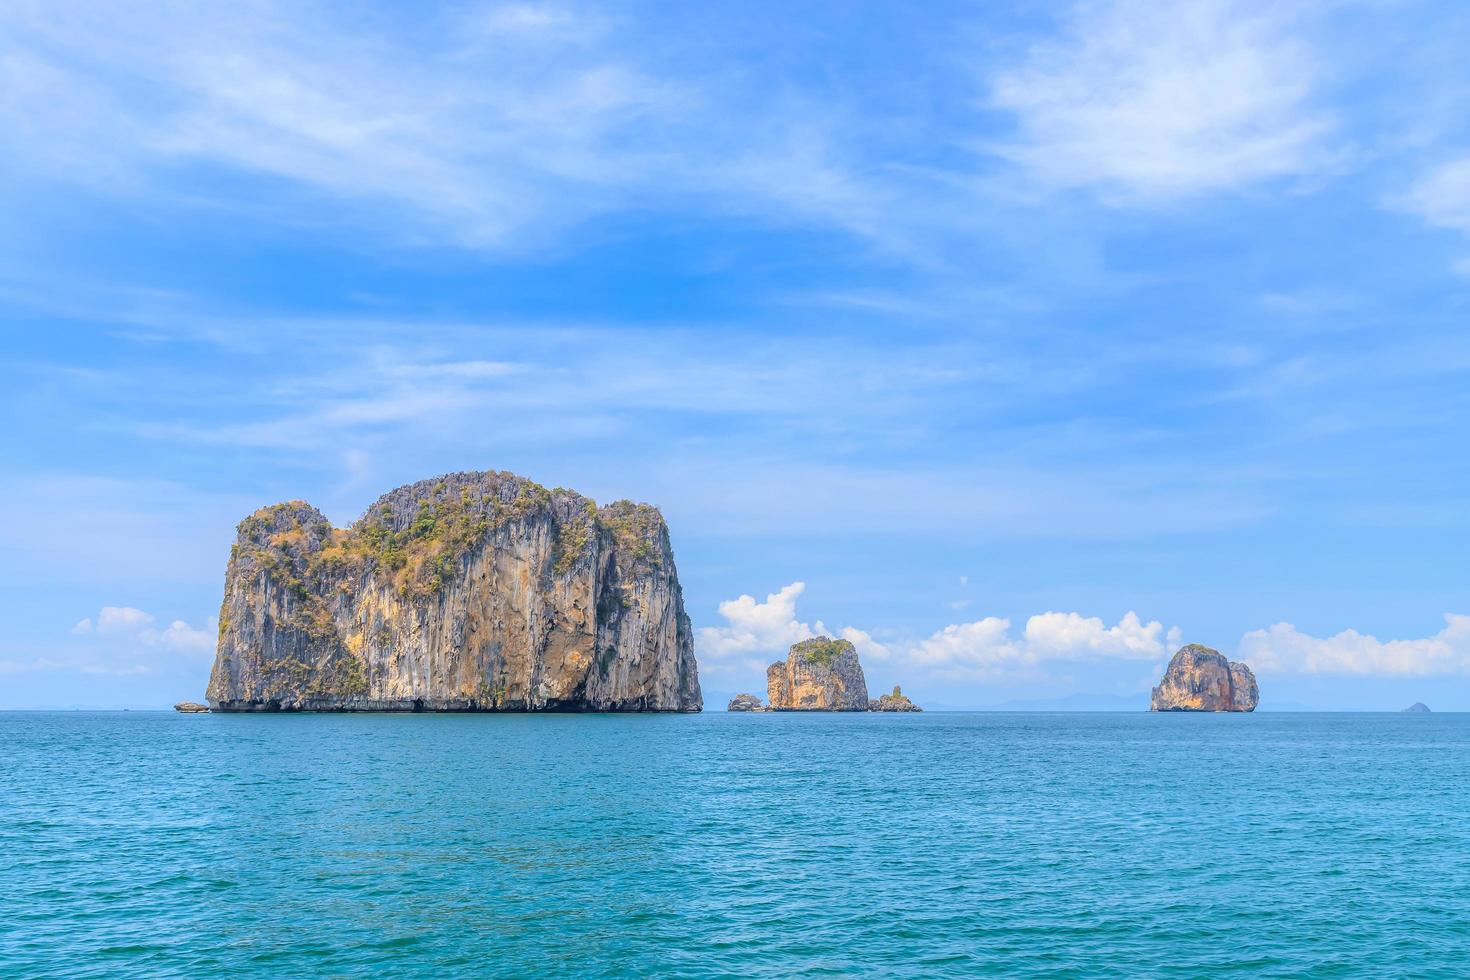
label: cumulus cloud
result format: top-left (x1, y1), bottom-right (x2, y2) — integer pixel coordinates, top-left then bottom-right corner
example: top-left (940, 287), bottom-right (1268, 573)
top-left (697, 582), bottom-right (816, 659)
top-left (156, 620), bottom-right (215, 654)
top-left (988, 0), bottom-right (1332, 200)
top-left (837, 626), bottom-right (891, 662)
top-left (698, 582), bottom-right (1171, 683)
top-left (71, 605), bottom-right (215, 655)
top-left (910, 610), bottom-right (1175, 676)
top-left (96, 605), bottom-right (155, 634)
top-left (696, 581), bottom-right (890, 664)
top-left (1240, 615), bottom-right (1470, 675)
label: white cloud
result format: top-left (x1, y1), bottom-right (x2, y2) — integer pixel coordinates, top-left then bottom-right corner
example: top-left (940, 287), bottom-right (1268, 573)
top-left (911, 611), bottom-right (1175, 675)
top-left (0, 2), bottom-right (895, 251)
top-left (96, 605), bottom-right (154, 635)
top-left (696, 581), bottom-right (890, 663)
top-left (1399, 157), bottom-right (1470, 234)
top-left (1240, 615), bottom-right (1470, 675)
top-left (1024, 610), bottom-right (1171, 659)
top-left (157, 620), bottom-right (215, 654)
top-left (72, 605), bottom-right (216, 656)
top-left (988, 0), bottom-right (1332, 200)
top-left (911, 617), bottom-right (1020, 669)
top-left (837, 626), bottom-right (891, 662)
top-left (696, 582), bottom-right (820, 659)
top-left (0, 2), bottom-right (685, 247)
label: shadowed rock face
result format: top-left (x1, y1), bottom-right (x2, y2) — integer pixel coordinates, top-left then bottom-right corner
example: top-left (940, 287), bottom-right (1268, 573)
top-left (767, 637), bottom-right (869, 711)
top-left (206, 470), bottom-right (702, 712)
top-left (1150, 644), bottom-right (1258, 712)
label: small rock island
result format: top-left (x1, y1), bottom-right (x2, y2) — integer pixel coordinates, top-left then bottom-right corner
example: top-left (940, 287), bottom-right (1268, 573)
top-left (870, 686), bottom-right (922, 712)
top-left (1403, 702), bottom-right (1431, 713)
top-left (1150, 644), bottom-right (1259, 712)
top-left (173, 701), bottom-right (209, 713)
top-left (205, 470), bottom-right (702, 712)
top-left (724, 636), bottom-right (920, 712)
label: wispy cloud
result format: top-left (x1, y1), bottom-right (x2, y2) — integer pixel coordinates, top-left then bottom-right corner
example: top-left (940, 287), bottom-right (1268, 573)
top-left (0, 2), bottom-right (691, 246)
top-left (1398, 155), bottom-right (1470, 234)
top-left (987, 0), bottom-right (1334, 200)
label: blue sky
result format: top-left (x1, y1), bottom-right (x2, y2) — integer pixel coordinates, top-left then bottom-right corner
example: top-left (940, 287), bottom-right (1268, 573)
top-left (3, 0), bottom-right (1470, 709)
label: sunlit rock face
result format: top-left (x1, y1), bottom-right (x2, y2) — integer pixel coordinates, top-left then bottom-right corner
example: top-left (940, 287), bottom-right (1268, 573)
top-left (1150, 644), bottom-right (1258, 712)
top-left (206, 471), bottom-right (702, 713)
top-left (766, 637), bottom-right (870, 711)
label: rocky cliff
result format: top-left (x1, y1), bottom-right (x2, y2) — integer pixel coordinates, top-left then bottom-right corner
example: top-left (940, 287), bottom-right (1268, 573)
top-left (766, 637), bottom-right (869, 711)
top-left (1150, 644), bottom-right (1258, 712)
top-left (206, 471), bottom-right (702, 712)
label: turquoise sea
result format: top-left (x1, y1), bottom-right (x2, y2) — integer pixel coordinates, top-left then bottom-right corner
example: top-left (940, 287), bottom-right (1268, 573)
top-left (3, 711), bottom-right (1468, 977)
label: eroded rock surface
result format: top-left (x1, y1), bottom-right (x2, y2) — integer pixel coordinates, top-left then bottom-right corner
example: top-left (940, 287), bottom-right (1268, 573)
top-left (1150, 644), bottom-right (1258, 712)
top-left (766, 637), bottom-right (869, 711)
top-left (206, 470), bottom-right (702, 712)
top-left (870, 685), bottom-right (922, 712)
top-left (173, 702), bottom-right (209, 713)
top-left (726, 693), bottom-right (766, 712)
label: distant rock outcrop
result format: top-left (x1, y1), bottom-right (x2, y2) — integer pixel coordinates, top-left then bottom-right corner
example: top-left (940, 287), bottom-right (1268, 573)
top-left (173, 701), bottom-right (209, 713)
top-left (1403, 702), bottom-right (1431, 713)
top-left (1150, 644), bottom-right (1258, 712)
top-left (206, 470), bottom-right (702, 712)
top-left (766, 637), bottom-right (869, 711)
top-left (870, 685), bottom-right (922, 712)
top-left (726, 693), bottom-right (766, 712)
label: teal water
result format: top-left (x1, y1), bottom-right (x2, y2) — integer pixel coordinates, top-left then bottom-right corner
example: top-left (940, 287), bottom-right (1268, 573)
top-left (3, 711), bottom-right (1468, 977)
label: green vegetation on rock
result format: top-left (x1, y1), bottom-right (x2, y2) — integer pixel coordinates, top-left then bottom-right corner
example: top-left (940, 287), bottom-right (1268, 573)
top-left (793, 637), bottom-right (851, 668)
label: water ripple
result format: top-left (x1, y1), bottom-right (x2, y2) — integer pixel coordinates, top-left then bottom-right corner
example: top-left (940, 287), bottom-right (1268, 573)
top-left (3, 711), bottom-right (1469, 976)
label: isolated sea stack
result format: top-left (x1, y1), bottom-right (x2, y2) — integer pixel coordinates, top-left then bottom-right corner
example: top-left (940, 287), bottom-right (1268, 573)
top-left (767, 637), bottom-right (870, 710)
top-left (1150, 644), bottom-right (1258, 712)
top-left (206, 471), bottom-right (702, 712)
top-left (726, 693), bottom-right (766, 712)
top-left (870, 685), bottom-right (922, 712)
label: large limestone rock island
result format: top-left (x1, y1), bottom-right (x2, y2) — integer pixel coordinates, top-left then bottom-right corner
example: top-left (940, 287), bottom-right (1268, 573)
top-left (206, 470), bottom-right (702, 712)
top-left (1150, 644), bottom-right (1258, 712)
top-left (767, 637), bottom-right (870, 711)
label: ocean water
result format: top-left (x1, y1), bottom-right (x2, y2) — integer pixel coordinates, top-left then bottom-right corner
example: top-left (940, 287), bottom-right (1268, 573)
top-left (3, 711), bottom-right (1468, 977)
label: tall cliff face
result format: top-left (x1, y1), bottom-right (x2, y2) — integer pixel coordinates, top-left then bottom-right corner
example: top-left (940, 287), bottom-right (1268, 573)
top-left (766, 637), bottom-right (869, 711)
top-left (1150, 644), bottom-right (1258, 712)
top-left (206, 471), bottom-right (702, 712)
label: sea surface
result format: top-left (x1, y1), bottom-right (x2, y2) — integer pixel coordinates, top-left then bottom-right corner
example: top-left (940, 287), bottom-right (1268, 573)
top-left (3, 711), bottom-right (1468, 977)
